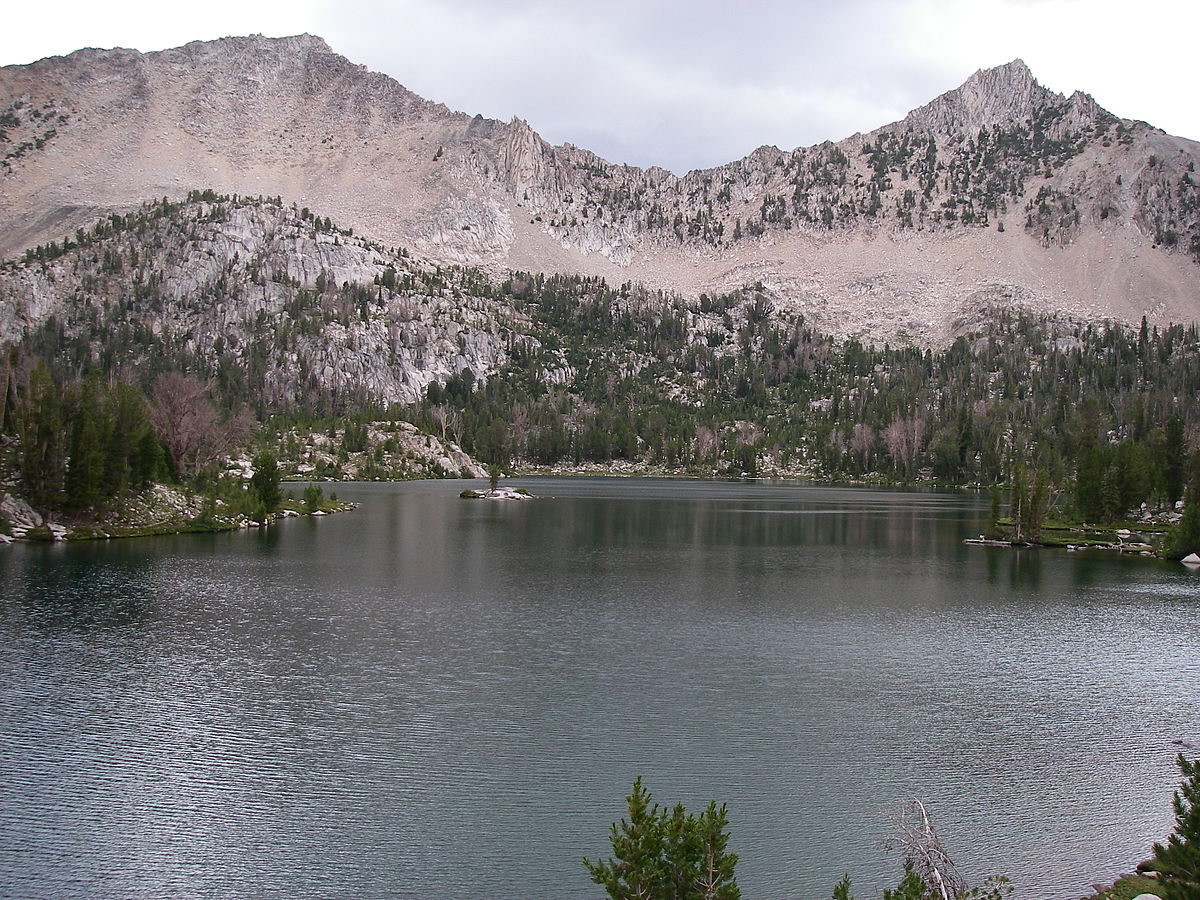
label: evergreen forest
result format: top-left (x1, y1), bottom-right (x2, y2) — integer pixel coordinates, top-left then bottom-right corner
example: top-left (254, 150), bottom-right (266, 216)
top-left (2, 195), bottom-right (1200, 553)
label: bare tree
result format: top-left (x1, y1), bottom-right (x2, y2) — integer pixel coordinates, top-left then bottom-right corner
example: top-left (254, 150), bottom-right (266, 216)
top-left (881, 799), bottom-right (968, 900)
top-left (883, 414), bottom-right (926, 475)
top-left (149, 372), bottom-right (252, 477)
top-left (446, 408), bottom-right (464, 447)
top-left (850, 423), bottom-right (875, 471)
top-left (511, 404), bottom-right (530, 464)
top-left (429, 404), bottom-right (449, 441)
top-left (736, 420), bottom-right (760, 445)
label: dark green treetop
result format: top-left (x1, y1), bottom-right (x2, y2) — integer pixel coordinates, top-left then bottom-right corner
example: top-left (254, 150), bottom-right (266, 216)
top-left (584, 777), bottom-right (739, 900)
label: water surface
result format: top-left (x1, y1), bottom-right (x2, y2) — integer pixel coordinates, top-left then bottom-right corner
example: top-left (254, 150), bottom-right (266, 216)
top-left (1, 478), bottom-right (1197, 899)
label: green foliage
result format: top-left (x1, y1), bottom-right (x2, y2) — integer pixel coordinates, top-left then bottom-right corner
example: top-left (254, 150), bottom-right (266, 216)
top-left (1165, 416), bottom-right (1188, 503)
top-left (1168, 454), bottom-right (1200, 559)
top-left (1093, 875), bottom-right (1166, 900)
top-left (584, 778), bottom-right (739, 900)
top-left (342, 421), bottom-right (369, 453)
top-left (18, 363), bottom-right (65, 511)
top-left (883, 863), bottom-right (934, 900)
top-left (249, 451), bottom-right (282, 515)
top-left (64, 375), bottom-right (105, 510)
top-left (7, 192), bottom-right (1200, 520)
top-left (986, 487), bottom-right (1002, 538)
top-left (1142, 755), bottom-right (1200, 900)
top-left (8, 360), bottom-right (168, 516)
top-left (302, 482), bottom-right (324, 512)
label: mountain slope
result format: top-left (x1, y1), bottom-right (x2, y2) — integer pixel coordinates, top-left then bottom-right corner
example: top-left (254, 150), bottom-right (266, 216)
top-left (1, 36), bottom-right (1198, 342)
top-left (0, 193), bottom-right (553, 409)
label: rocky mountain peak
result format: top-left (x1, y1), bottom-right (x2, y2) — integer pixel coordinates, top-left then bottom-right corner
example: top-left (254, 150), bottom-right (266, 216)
top-left (159, 32), bottom-right (332, 60)
top-left (500, 116), bottom-right (558, 200)
top-left (1, 35), bottom-right (1198, 347)
top-left (901, 58), bottom-right (1062, 136)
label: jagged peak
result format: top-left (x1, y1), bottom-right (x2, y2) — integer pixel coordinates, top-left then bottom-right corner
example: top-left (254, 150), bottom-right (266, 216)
top-left (177, 33), bottom-right (332, 53)
top-left (967, 58), bottom-right (1036, 88)
top-left (150, 33), bottom-right (335, 66)
top-left (29, 33), bottom-right (333, 69)
top-left (899, 58), bottom-right (1061, 137)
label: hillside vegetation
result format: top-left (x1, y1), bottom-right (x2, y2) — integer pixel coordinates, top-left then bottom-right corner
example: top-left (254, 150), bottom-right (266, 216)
top-left (3, 194), bottom-right (1200, 553)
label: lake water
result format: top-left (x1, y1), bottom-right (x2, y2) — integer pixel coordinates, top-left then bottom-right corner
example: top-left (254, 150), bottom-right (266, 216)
top-left (1, 477), bottom-right (1198, 900)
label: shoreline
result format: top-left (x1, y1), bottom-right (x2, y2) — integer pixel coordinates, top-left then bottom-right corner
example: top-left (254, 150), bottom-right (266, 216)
top-left (0, 485), bottom-right (355, 544)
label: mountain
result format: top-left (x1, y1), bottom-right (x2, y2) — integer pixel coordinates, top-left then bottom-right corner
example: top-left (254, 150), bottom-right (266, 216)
top-left (0, 193), bottom-right (537, 408)
top-left (1, 35), bottom-right (1199, 343)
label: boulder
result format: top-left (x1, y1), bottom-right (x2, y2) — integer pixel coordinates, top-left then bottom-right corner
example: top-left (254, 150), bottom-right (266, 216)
top-left (0, 493), bottom-right (43, 528)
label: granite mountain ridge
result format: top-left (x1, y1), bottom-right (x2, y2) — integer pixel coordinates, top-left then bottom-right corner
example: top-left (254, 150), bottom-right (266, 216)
top-left (1, 34), bottom-right (1198, 343)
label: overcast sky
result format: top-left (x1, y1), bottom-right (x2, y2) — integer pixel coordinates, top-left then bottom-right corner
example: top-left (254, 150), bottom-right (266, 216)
top-left (2, 0), bottom-right (1196, 174)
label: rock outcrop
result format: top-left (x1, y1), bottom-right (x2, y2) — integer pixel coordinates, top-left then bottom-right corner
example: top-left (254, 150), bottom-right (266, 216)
top-left (0, 195), bottom-right (570, 407)
top-left (1, 36), bottom-right (1199, 343)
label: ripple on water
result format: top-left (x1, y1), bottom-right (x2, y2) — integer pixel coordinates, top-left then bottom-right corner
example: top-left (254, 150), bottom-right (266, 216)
top-left (0, 479), bottom-right (1196, 900)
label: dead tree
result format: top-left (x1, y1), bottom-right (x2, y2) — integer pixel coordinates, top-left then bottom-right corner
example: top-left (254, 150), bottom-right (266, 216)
top-left (881, 799), bottom-right (968, 900)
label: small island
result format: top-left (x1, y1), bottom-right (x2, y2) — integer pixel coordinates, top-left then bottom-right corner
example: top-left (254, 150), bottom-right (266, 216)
top-left (459, 486), bottom-right (535, 501)
top-left (460, 464), bottom-right (536, 500)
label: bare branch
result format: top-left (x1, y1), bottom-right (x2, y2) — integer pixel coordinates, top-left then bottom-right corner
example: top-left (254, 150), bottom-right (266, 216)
top-left (881, 798), bottom-right (968, 900)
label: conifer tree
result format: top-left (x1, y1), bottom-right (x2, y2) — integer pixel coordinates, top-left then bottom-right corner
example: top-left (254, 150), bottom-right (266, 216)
top-left (0, 348), bottom-right (14, 435)
top-left (1169, 453), bottom-right (1200, 559)
top-left (1010, 463), bottom-right (1027, 541)
top-left (102, 383), bottom-right (152, 496)
top-left (585, 778), bottom-right (739, 900)
top-left (249, 451), bottom-right (282, 517)
top-left (1141, 755), bottom-right (1200, 900)
top-left (65, 376), bottom-right (106, 511)
top-left (18, 364), bottom-right (66, 512)
top-left (586, 778), bottom-right (669, 900)
top-left (1028, 465), bottom-right (1048, 543)
top-left (1165, 416), bottom-right (1188, 504)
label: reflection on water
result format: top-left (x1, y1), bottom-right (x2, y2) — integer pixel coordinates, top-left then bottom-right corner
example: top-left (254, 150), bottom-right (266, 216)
top-left (1, 477), bottom-right (1197, 900)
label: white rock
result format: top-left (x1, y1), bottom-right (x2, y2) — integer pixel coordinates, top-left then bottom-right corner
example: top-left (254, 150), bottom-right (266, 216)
top-left (0, 493), bottom-right (43, 528)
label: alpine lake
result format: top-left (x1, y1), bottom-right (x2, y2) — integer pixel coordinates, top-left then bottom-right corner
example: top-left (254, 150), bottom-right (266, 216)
top-left (1, 477), bottom-right (1197, 900)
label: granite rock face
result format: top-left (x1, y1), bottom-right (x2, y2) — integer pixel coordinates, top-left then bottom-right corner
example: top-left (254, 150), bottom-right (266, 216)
top-left (1, 36), bottom-right (1199, 344)
top-left (0, 197), bottom-right (569, 407)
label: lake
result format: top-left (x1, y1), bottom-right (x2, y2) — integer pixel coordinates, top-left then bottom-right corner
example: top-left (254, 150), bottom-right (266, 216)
top-left (1, 477), bottom-right (1197, 900)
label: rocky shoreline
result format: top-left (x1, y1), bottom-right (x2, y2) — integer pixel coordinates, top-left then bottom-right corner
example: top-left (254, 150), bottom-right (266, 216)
top-left (0, 485), bottom-right (354, 543)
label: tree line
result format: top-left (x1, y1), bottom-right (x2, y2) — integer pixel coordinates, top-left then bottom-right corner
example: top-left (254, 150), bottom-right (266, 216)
top-left (0, 352), bottom-right (252, 517)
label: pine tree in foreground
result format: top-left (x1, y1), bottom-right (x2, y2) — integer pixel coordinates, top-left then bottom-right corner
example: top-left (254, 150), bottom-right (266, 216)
top-left (584, 777), bottom-right (739, 900)
top-left (1141, 755), bottom-right (1200, 900)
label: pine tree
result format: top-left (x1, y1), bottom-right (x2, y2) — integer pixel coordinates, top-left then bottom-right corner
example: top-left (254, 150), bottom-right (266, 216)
top-left (883, 863), bottom-right (932, 900)
top-left (1010, 463), bottom-right (1027, 541)
top-left (1165, 416), bottom-right (1188, 504)
top-left (18, 364), bottom-right (66, 512)
top-left (64, 376), bottom-right (106, 511)
top-left (249, 451), bottom-right (282, 518)
top-left (1141, 755), bottom-right (1200, 900)
top-left (585, 778), bottom-right (669, 900)
top-left (103, 382), bottom-right (153, 497)
top-left (987, 486), bottom-right (1002, 539)
top-left (585, 779), bottom-right (739, 900)
top-left (1169, 453), bottom-right (1200, 559)
top-left (691, 802), bottom-right (739, 900)
top-left (0, 349), bottom-right (14, 435)
top-left (1073, 403), bottom-right (1106, 521)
